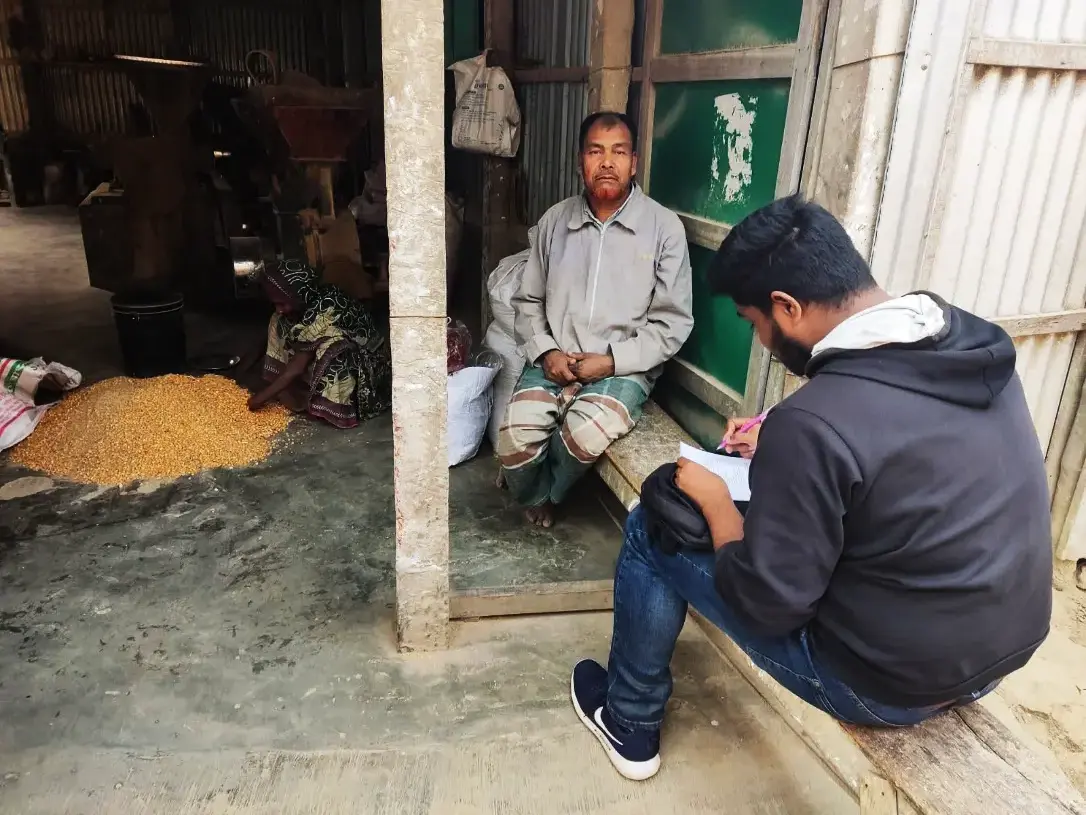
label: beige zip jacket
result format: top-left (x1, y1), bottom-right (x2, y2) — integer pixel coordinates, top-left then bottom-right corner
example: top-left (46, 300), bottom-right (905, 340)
top-left (512, 185), bottom-right (694, 392)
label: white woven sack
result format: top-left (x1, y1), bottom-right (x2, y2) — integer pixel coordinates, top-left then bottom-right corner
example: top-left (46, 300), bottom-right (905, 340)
top-left (0, 357), bottom-right (82, 452)
top-left (485, 225), bottom-right (535, 338)
top-left (448, 363), bottom-right (502, 466)
top-left (481, 324), bottom-right (524, 448)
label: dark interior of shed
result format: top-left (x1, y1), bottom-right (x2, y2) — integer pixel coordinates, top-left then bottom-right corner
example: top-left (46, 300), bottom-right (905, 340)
top-left (0, 0), bottom-right (489, 338)
top-left (0, 0), bottom-right (622, 617)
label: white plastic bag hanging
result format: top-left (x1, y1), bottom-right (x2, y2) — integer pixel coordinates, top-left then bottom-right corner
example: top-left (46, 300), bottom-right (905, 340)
top-left (448, 52), bottom-right (521, 158)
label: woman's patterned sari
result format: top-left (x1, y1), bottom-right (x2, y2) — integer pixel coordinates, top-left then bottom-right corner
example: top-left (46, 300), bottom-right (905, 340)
top-left (262, 259), bottom-right (392, 428)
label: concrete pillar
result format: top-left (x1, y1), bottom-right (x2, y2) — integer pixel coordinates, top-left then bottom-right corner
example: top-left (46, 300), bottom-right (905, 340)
top-left (808, 0), bottom-right (915, 260)
top-left (587, 0), bottom-right (635, 114)
top-left (380, 0), bottom-right (450, 651)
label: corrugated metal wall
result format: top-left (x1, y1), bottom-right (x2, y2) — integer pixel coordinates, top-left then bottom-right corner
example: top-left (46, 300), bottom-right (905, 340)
top-left (870, 0), bottom-right (1086, 457)
top-left (518, 82), bottom-right (588, 223)
top-left (0, 0), bottom-right (28, 132)
top-left (981, 0), bottom-right (1086, 41)
top-left (0, 64), bottom-right (28, 132)
top-left (184, 3), bottom-right (311, 80)
top-left (0, 0), bottom-right (345, 138)
top-left (927, 55), bottom-right (1086, 453)
top-left (514, 0), bottom-right (590, 68)
top-left (514, 0), bottom-right (592, 224)
top-left (38, 0), bottom-right (173, 56)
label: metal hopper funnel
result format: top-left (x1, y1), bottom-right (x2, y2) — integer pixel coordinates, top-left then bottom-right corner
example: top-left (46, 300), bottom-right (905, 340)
top-left (233, 50), bottom-right (381, 165)
top-left (113, 55), bottom-right (212, 132)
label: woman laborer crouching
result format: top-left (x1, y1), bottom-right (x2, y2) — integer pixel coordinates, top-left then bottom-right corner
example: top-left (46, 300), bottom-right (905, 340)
top-left (248, 258), bottom-right (391, 427)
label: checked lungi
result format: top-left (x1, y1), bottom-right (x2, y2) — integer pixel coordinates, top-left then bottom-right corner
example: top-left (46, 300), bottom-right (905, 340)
top-left (497, 365), bottom-right (648, 507)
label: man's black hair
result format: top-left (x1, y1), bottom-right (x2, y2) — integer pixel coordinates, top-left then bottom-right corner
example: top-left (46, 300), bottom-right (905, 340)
top-left (578, 111), bottom-right (638, 153)
top-left (709, 195), bottom-right (876, 311)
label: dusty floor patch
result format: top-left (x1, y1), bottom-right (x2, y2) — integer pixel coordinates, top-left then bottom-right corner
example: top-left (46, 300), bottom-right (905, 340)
top-left (0, 477), bottom-right (55, 501)
top-left (995, 560), bottom-right (1086, 795)
top-left (3, 732), bottom-right (847, 815)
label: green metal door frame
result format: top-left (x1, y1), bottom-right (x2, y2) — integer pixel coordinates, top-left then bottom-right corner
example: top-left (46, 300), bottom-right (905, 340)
top-left (634, 0), bottom-right (834, 418)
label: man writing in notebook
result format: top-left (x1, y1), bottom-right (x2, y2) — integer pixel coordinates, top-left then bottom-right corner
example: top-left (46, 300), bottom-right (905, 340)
top-left (569, 195), bottom-right (1052, 781)
top-left (497, 112), bottom-right (693, 528)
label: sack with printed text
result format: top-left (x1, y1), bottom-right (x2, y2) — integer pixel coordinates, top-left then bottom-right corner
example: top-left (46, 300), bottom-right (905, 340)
top-left (0, 357), bottom-right (82, 452)
top-left (448, 52), bottom-right (521, 158)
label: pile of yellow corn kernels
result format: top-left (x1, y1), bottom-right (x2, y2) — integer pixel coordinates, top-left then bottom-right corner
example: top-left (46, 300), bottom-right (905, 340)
top-left (8, 374), bottom-right (291, 485)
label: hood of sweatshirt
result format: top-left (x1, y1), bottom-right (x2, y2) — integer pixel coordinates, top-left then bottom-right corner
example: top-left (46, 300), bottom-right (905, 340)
top-left (806, 292), bottom-right (1016, 409)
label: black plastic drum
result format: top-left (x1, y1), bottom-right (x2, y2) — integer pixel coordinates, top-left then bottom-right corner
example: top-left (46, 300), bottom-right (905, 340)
top-left (111, 291), bottom-right (187, 378)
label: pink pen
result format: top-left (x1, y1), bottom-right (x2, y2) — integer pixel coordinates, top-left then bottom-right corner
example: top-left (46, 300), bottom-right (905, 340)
top-left (718, 411), bottom-right (768, 451)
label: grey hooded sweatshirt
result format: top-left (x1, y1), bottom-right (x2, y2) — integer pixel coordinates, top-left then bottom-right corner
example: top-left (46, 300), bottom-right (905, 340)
top-left (512, 185), bottom-right (694, 392)
top-left (715, 293), bottom-right (1052, 707)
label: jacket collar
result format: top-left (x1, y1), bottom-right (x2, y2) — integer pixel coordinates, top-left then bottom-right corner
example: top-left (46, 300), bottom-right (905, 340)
top-left (568, 184), bottom-right (644, 232)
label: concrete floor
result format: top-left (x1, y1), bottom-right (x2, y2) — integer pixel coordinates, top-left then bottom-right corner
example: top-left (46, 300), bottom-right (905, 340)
top-left (0, 207), bottom-right (854, 813)
top-left (0, 430), bottom-right (851, 814)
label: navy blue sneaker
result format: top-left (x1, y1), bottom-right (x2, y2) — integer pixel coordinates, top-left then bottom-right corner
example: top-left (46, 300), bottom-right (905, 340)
top-left (570, 659), bottom-right (661, 781)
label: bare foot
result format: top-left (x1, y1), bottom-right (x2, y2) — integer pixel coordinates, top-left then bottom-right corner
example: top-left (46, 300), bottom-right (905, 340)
top-left (525, 503), bottom-right (555, 528)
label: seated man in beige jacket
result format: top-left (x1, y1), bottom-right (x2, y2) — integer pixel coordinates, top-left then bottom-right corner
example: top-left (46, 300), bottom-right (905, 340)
top-left (497, 112), bottom-right (694, 528)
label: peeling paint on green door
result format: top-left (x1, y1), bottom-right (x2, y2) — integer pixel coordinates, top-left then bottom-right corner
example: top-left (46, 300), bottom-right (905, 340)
top-left (649, 79), bottom-right (790, 225)
top-left (640, 0), bottom-right (805, 420)
top-left (635, 0), bottom-right (810, 430)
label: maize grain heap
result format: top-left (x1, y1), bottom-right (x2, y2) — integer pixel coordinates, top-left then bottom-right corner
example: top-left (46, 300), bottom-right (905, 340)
top-left (8, 374), bottom-right (292, 485)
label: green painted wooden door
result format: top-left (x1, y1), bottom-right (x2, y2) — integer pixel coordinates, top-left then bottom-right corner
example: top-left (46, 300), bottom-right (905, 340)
top-left (636, 0), bottom-right (822, 448)
top-left (445, 0), bottom-right (482, 64)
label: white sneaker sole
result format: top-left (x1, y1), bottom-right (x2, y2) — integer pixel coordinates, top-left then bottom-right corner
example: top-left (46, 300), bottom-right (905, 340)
top-left (569, 669), bottom-right (661, 782)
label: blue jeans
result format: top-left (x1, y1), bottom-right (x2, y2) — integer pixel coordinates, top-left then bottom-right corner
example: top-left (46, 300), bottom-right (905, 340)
top-left (605, 507), bottom-right (995, 731)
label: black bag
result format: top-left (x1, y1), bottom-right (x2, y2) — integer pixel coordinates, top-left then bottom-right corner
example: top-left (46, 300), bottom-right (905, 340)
top-left (640, 462), bottom-right (749, 556)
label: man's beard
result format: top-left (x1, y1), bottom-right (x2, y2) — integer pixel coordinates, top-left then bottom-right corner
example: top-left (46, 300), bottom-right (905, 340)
top-left (770, 322), bottom-right (812, 377)
top-left (587, 175), bottom-right (630, 202)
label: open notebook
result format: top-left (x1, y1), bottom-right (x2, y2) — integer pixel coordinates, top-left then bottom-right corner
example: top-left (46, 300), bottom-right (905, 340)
top-left (678, 442), bottom-right (752, 501)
